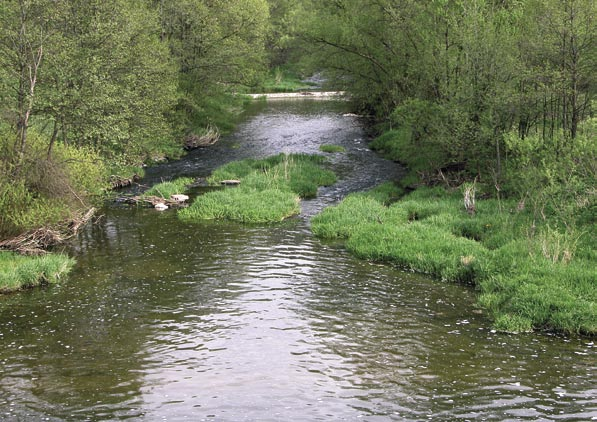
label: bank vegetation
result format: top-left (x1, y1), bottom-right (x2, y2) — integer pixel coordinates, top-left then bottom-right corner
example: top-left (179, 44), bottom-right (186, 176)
top-left (296, 0), bottom-right (595, 336)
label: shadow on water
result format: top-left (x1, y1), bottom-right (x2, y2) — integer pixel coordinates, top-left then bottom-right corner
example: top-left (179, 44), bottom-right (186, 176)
top-left (0, 99), bottom-right (595, 421)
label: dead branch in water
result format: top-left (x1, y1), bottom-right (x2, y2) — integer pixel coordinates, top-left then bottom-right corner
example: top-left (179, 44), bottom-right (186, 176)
top-left (116, 195), bottom-right (189, 208)
top-left (184, 124), bottom-right (220, 150)
top-left (109, 173), bottom-right (141, 189)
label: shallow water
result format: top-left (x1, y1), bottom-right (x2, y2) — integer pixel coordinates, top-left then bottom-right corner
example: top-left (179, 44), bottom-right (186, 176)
top-left (0, 100), bottom-right (595, 421)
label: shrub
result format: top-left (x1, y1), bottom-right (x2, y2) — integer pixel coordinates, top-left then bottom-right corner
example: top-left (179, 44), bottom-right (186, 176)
top-left (0, 128), bottom-right (107, 240)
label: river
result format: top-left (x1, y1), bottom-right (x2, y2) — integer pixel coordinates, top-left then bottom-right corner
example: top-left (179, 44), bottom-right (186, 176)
top-left (0, 100), bottom-right (594, 421)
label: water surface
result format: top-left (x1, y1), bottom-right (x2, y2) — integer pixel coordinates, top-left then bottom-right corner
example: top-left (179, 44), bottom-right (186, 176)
top-left (0, 100), bottom-right (594, 421)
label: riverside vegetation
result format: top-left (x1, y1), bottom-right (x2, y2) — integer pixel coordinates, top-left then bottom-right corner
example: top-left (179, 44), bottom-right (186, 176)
top-left (0, 251), bottom-right (75, 293)
top-left (294, 0), bottom-right (595, 337)
top-left (0, 0), bottom-right (272, 291)
top-left (311, 181), bottom-right (596, 336)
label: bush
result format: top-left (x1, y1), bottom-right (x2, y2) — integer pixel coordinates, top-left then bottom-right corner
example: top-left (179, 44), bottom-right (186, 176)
top-left (0, 128), bottom-right (108, 240)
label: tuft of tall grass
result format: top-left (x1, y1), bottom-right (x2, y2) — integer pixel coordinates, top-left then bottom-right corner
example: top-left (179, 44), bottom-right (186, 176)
top-left (311, 196), bottom-right (388, 238)
top-left (142, 177), bottom-right (194, 199)
top-left (0, 252), bottom-right (75, 293)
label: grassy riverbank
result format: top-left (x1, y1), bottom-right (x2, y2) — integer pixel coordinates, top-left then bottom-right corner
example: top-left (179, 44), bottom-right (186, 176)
top-left (0, 252), bottom-right (75, 293)
top-left (256, 66), bottom-right (318, 93)
top-left (179, 153), bottom-right (336, 223)
top-left (311, 183), bottom-right (596, 336)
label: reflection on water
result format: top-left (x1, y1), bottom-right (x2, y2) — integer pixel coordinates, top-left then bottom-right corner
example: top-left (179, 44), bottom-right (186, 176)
top-left (0, 100), bottom-right (595, 421)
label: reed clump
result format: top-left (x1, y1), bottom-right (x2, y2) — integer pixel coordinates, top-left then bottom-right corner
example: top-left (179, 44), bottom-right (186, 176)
top-left (311, 184), bottom-right (596, 336)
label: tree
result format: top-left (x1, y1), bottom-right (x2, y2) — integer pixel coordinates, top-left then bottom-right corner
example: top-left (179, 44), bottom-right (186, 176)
top-left (0, 0), bottom-right (51, 173)
top-left (520, 0), bottom-right (596, 142)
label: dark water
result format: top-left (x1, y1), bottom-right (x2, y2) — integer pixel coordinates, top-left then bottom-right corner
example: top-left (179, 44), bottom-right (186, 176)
top-left (0, 100), bottom-right (595, 421)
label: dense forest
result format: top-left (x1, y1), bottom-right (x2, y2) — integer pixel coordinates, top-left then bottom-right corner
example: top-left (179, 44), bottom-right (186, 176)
top-left (0, 0), bottom-right (595, 333)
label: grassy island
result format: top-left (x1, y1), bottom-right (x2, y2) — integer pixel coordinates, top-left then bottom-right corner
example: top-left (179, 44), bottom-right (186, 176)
top-left (311, 183), bottom-right (596, 336)
top-left (179, 153), bottom-right (336, 223)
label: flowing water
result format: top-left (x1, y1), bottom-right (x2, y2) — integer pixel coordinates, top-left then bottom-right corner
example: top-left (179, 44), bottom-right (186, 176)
top-left (0, 100), bottom-right (595, 421)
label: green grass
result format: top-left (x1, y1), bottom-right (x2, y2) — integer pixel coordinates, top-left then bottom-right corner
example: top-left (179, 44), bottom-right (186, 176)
top-left (257, 66), bottom-right (317, 93)
top-left (142, 177), bottom-right (194, 199)
top-left (0, 251), bottom-right (75, 293)
top-left (179, 187), bottom-right (300, 223)
top-left (179, 154), bottom-right (336, 223)
top-left (319, 144), bottom-right (346, 153)
top-left (311, 184), bottom-right (597, 337)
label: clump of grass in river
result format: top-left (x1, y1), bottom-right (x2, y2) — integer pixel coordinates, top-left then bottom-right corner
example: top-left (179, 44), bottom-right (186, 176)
top-left (142, 177), bottom-right (194, 199)
top-left (179, 154), bottom-right (335, 223)
top-left (179, 187), bottom-right (300, 223)
top-left (311, 184), bottom-right (596, 336)
top-left (0, 251), bottom-right (75, 293)
top-left (319, 144), bottom-right (346, 153)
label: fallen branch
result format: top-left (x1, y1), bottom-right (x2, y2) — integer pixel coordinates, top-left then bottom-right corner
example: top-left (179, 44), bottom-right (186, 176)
top-left (184, 124), bottom-right (220, 150)
top-left (0, 207), bottom-right (96, 255)
top-left (109, 173), bottom-right (141, 189)
top-left (116, 195), bottom-right (189, 208)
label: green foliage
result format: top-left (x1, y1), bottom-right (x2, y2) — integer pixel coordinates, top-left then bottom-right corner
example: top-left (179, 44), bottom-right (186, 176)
top-left (319, 144), bottom-right (346, 153)
top-left (503, 126), bottom-right (597, 228)
top-left (180, 154), bottom-right (335, 223)
top-left (143, 178), bottom-right (194, 199)
top-left (164, 0), bottom-right (270, 133)
top-left (300, 0), bottom-right (595, 187)
top-left (0, 129), bottom-right (107, 239)
top-left (311, 185), bottom-right (597, 336)
top-left (0, 252), bottom-right (75, 293)
top-left (109, 164), bottom-right (145, 182)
